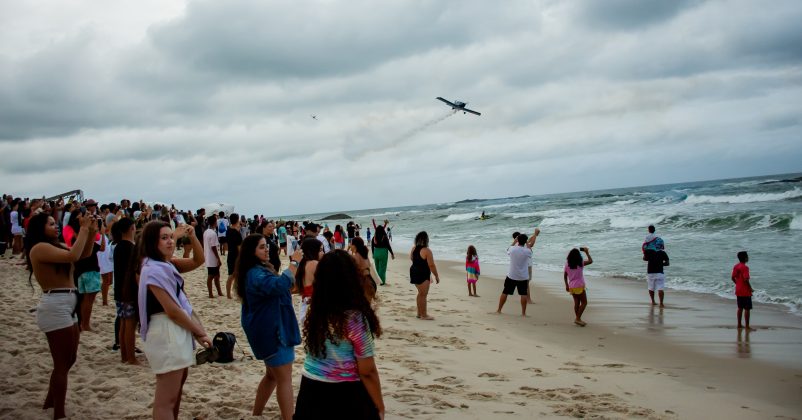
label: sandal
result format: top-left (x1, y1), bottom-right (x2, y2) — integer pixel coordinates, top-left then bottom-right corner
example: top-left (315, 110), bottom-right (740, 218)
top-left (195, 347), bottom-right (219, 365)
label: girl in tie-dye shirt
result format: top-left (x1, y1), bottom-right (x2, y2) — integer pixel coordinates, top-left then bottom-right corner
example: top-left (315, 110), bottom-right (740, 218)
top-left (465, 245), bottom-right (480, 297)
top-left (294, 250), bottom-right (384, 420)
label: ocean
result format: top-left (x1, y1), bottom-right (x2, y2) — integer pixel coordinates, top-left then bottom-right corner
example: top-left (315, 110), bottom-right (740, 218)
top-left (288, 173), bottom-right (802, 315)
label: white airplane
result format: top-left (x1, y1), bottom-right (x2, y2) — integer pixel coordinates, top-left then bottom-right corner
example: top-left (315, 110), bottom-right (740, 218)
top-left (436, 97), bottom-right (481, 116)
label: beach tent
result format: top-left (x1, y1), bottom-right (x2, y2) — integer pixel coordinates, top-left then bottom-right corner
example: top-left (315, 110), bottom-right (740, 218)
top-left (202, 203), bottom-right (235, 216)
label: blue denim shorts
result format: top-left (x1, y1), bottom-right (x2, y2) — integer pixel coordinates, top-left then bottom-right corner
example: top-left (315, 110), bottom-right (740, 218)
top-left (264, 345), bottom-right (294, 367)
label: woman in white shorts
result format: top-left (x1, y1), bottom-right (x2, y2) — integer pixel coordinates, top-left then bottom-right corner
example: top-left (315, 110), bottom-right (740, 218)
top-left (26, 212), bottom-right (97, 419)
top-left (137, 221), bottom-right (211, 420)
top-left (10, 200), bottom-right (24, 256)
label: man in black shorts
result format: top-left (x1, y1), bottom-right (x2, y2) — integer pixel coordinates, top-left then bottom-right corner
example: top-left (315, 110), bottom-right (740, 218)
top-left (225, 213), bottom-right (243, 298)
top-left (496, 228), bottom-right (539, 317)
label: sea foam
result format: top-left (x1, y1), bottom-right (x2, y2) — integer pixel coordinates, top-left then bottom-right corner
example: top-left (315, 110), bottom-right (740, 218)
top-left (684, 187), bottom-right (802, 204)
top-left (443, 212), bottom-right (481, 222)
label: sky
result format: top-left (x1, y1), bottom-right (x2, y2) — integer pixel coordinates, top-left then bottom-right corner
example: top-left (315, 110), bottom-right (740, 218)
top-left (2, 0), bottom-right (801, 217)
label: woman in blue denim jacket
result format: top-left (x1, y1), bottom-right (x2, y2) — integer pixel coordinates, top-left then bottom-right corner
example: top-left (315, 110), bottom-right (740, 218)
top-left (236, 234), bottom-right (302, 419)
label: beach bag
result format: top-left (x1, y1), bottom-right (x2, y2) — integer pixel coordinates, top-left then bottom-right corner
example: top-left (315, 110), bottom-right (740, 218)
top-left (213, 332), bottom-right (237, 363)
top-left (218, 220), bottom-right (227, 235)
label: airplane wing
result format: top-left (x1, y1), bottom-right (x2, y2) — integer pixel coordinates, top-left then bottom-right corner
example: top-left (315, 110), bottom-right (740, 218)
top-left (436, 97), bottom-right (456, 107)
top-left (463, 108), bottom-right (481, 116)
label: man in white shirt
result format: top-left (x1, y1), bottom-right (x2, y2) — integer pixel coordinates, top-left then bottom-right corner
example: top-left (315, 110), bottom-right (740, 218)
top-left (496, 228), bottom-right (540, 316)
top-left (203, 215), bottom-right (223, 298)
top-left (304, 223), bottom-right (331, 253)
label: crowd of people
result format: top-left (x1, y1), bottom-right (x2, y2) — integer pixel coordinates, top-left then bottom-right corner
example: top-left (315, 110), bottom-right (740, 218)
top-left (3, 193), bottom-right (395, 420)
top-left (1, 192), bottom-right (755, 419)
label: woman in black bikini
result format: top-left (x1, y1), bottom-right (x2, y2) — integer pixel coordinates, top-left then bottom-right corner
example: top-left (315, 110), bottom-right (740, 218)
top-left (409, 231), bottom-right (439, 320)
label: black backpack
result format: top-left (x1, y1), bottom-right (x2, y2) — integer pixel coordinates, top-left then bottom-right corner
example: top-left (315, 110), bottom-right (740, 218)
top-left (213, 332), bottom-right (237, 363)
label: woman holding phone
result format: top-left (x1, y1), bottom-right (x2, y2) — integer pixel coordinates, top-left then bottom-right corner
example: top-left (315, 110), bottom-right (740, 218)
top-left (26, 211), bottom-right (97, 419)
top-left (137, 221), bottom-right (211, 420)
top-left (236, 234), bottom-right (302, 419)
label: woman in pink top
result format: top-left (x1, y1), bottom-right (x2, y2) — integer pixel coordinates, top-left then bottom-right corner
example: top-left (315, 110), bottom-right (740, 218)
top-left (563, 247), bottom-right (593, 326)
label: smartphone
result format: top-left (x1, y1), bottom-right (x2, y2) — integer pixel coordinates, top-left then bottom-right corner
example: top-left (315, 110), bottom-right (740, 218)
top-left (80, 206), bottom-right (87, 215)
top-left (97, 219), bottom-right (103, 230)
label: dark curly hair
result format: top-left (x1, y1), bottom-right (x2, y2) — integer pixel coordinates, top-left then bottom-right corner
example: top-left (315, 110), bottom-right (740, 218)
top-left (567, 248), bottom-right (583, 270)
top-left (303, 250), bottom-right (381, 358)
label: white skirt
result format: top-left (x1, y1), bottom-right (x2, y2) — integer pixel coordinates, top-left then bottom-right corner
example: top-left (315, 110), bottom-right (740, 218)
top-left (143, 314), bottom-right (194, 374)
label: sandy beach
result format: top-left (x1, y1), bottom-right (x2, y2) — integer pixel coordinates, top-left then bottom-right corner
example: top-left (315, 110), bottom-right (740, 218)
top-left (1, 251), bottom-right (800, 419)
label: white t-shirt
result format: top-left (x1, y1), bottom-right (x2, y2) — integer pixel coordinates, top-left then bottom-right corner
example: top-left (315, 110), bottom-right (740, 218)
top-left (97, 235), bottom-right (114, 274)
top-left (203, 228), bottom-right (220, 267)
top-left (286, 234), bottom-right (298, 256)
top-left (317, 234), bottom-right (331, 253)
top-left (507, 245), bottom-right (532, 281)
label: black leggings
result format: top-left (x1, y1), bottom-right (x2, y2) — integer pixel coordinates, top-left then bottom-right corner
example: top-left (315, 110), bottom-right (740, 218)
top-left (293, 376), bottom-right (379, 420)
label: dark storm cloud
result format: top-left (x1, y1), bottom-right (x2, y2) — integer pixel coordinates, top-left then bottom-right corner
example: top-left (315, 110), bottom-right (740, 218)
top-left (145, 0), bottom-right (537, 80)
top-left (3, 0), bottom-right (802, 215)
top-left (575, 0), bottom-right (702, 30)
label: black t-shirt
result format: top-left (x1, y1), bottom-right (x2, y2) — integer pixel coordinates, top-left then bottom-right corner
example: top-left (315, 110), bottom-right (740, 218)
top-left (195, 218), bottom-right (206, 241)
top-left (266, 233), bottom-right (281, 270)
top-left (645, 250), bottom-right (669, 274)
top-left (113, 240), bottom-right (135, 301)
top-left (226, 229), bottom-right (243, 263)
top-left (73, 242), bottom-right (100, 278)
top-left (346, 224), bottom-right (355, 239)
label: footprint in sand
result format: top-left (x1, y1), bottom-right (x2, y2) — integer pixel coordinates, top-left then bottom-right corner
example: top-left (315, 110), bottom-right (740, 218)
top-left (523, 367), bottom-right (551, 377)
top-left (432, 399), bottom-right (458, 409)
top-left (478, 372), bottom-right (508, 381)
top-left (434, 376), bottom-right (463, 385)
top-left (467, 392), bottom-right (499, 401)
top-left (392, 393), bottom-right (425, 404)
top-left (422, 384), bottom-right (452, 391)
top-left (600, 363), bottom-right (627, 368)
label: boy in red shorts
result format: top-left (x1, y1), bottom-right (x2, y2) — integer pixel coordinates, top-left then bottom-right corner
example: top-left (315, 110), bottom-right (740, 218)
top-left (732, 251), bottom-right (754, 330)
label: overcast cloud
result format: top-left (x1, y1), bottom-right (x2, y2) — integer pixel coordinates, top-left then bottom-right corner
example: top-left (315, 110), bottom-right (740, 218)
top-left (1, 0), bottom-right (800, 216)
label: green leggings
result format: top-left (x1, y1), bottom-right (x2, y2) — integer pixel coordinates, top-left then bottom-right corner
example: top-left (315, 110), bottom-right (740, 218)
top-left (373, 247), bottom-right (389, 285)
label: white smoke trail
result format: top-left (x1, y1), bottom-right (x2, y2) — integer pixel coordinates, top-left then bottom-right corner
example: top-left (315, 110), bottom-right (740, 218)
top-left (392, 111), bottom-right (456, 144)
top-left (348, 111), bottom-right (456, 160)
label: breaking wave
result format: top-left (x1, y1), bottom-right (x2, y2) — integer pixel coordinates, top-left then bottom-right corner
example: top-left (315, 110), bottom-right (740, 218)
top-left (684, 188), bottom-right (802, 204)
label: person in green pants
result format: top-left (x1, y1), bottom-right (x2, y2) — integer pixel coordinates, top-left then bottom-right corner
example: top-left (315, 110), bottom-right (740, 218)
top-left (371, 225), bottom-right (394, 285)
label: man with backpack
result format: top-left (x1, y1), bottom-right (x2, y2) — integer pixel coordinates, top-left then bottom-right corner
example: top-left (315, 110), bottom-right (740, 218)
top-left (217, 211), bottom-right (228, 256)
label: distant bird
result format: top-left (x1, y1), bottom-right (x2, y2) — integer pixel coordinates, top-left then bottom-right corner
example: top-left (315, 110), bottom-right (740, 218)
top-left (311, 115), bottom-right (318, 120)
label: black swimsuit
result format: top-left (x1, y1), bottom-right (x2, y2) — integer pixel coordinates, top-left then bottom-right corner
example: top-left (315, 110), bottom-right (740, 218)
top-left (409, 246), bottom-right (431, 285)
